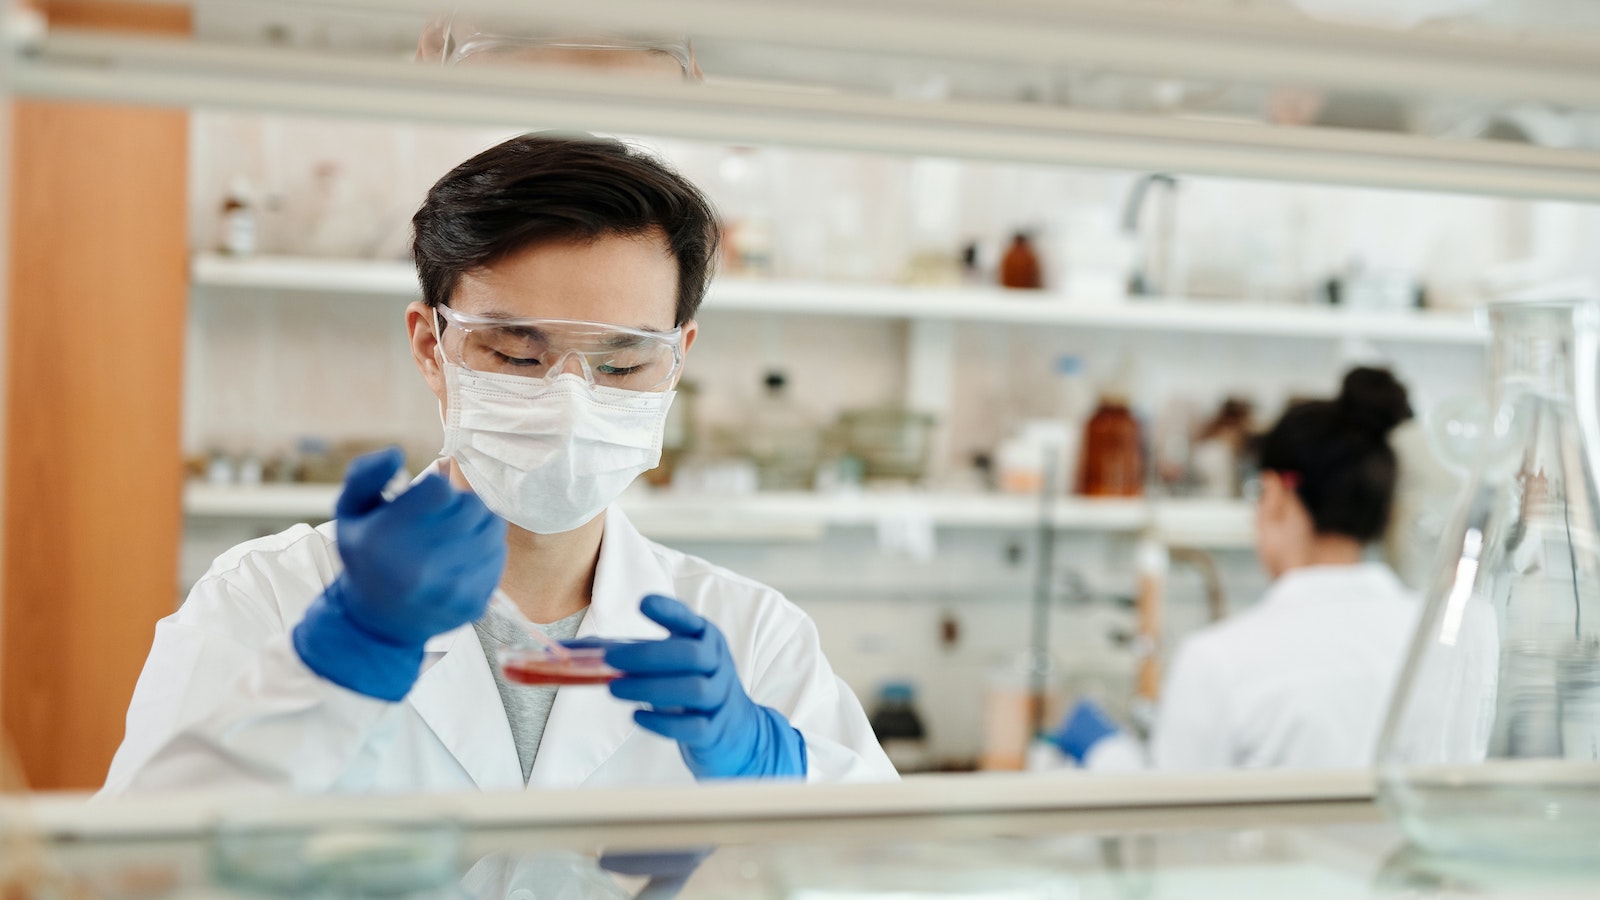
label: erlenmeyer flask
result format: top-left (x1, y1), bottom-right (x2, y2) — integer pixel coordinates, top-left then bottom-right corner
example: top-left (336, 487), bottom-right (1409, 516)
top-left (1378, 299), bottom-right (1600, 861)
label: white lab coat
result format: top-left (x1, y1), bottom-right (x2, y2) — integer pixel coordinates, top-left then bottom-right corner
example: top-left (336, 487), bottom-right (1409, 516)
top-left (1146, 562), bottom-right (1421, 770)
top-left (102, 503), bottom-right (897, 794)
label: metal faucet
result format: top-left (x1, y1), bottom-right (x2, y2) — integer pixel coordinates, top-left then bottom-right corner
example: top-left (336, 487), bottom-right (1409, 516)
top-left (1121, 173), bottom-right (1178, 298)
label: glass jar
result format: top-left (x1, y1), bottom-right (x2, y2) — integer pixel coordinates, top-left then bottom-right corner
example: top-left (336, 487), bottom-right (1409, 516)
top-left (746, 371), bottom-right (820, 491)
top-left (979, 650), bottom-right (1064, 772)
top-left (1377, 299), bottom-right (1600, 862)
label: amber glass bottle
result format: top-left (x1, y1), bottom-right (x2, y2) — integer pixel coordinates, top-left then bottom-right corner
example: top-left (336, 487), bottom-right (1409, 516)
top-left (999, 232), bottom-right (1042, 289)
top-left (1077, 393), bottom-right (1143, 496)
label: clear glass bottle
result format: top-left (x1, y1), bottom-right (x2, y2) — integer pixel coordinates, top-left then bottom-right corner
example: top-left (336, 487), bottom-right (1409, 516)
top-left (1377, 299), bottom-right (1600, 862)
top-left (745, 371), bottom-right (819, 491)
top-left (717, 146), bottom-right (775, 278)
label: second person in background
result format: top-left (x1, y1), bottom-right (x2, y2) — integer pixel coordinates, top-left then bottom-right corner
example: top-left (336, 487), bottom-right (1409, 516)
top-left (1059, 367), bottom-right (1423, 770)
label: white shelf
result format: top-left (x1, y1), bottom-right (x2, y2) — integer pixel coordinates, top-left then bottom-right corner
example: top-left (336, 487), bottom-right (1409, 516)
top-left (191, 254), bottom-right (1486, 345)
top-left (185, 482), bottom-right (341, 519)
top-left (192, 254), bottom-right (420, 295)
top-left (706, 281), bottom-right (1485, 345)
top-left (182, 483), bottom-right (1255, 548)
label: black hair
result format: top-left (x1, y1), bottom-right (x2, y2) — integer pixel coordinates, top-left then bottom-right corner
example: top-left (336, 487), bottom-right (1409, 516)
top-left (412, 132), bottom-right (721, 325)
top-left (1258, 367), bottom-right (1414, 542)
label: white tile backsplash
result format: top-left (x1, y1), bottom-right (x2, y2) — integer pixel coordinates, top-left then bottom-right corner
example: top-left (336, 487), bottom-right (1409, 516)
top-left (185, 289), bottom-right (440, 461)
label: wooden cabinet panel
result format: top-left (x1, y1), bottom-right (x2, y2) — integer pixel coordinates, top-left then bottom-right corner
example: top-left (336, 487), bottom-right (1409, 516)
top-left (2, 2), bottom-right (190, 791)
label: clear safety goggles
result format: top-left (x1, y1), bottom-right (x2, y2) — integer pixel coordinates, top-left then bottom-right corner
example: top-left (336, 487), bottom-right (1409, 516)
top-left (434, 305), bottom-right (684, 393)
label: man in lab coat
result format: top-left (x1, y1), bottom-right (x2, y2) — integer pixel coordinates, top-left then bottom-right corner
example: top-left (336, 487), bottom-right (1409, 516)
top-left (104, 134), bottom-right (897, 793)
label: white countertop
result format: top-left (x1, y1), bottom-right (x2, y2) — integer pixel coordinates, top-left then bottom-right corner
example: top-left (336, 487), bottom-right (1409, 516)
top-left (15, 770), bottom-right (1599, 897)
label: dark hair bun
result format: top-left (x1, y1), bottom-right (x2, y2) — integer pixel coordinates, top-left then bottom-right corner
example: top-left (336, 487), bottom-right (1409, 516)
top-left (1337, 366), bottom-right (1413, 436)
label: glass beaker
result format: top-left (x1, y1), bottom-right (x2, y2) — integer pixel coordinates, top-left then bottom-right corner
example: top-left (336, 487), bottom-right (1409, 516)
top-left (979, 650), bottom-right (1064, 772)
top-left (1377, 299), bottom-right (1600, 862)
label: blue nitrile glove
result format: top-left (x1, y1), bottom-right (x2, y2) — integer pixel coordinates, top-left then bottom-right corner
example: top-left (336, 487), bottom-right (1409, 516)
top-left (604, 594), bottom-right (807, 780)
top-left (1051, 699), bottom-right (1122, 765)
top-left (292, 447), bottom-right (507, 701)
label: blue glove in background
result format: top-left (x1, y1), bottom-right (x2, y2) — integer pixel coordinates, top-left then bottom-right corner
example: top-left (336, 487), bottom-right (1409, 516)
top-left (1051, 699), bottom-right (1122, 764)
top-left (293, 447), bottom-right (507, 701)
top-left (605, 595), bottom-right (807, 780)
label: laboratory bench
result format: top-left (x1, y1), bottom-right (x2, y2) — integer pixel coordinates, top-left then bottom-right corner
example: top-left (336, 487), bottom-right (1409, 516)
top-left (9, 770), bottom-right (1597, 898)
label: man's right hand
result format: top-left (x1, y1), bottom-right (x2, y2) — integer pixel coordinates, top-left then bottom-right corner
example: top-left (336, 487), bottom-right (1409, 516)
top-left (293, 446), bottom-right (507, 701)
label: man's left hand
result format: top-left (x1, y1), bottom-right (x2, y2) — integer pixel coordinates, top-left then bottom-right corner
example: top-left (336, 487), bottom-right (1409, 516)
top-left (605, 594), bottom-right (806, 780)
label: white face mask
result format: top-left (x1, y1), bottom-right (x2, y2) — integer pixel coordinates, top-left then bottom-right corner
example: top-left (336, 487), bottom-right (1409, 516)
top-left (439, 360), bottom-right (674, 534)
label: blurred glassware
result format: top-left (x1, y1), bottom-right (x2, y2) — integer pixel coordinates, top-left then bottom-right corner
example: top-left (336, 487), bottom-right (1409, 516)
top-left (1424, 392), bottom-right (1523, 478)
top-left (960, 240), bottom-right (991, 286)
top-left (996, 419), bottom-right (1072, 495)
top-left (265, 448), bottom-right (301, 484)
top-left (1386, 416), bottom-right (1467, 591)
top-left (1375, 842), bottom-right (1600, 896)
top-left (237, 452), bottom-right (264, 487)
top-left (416, 14), bottom-right (699, 80)
top-left (1151, 396), bottom-right (1199, 496)
top-left (901, 157), bottom-right (964, 287)
top-left (1323, 259), bottom-right (1425, 312)
top-left (205, 449), bottom-right (237, 486)
top-left (746, 371), bottom-right (820, 491)
top-left (217, 176), bottom-right (257, 257)
top-left (1378, 298), bottom-right (1600, 862)
top-left (211, 812), bottom-right (462, 897)
top-left (716, 146), bottom-right (777, 278)
top-left (837, 408), bottom-right (938, 484)
top-left (292, 437), bottom-right (402, 484)
top-left (1191, 396), bottom-right (1256, 498)
top-left (980, 649), bottom-right (1064, 772)
top-left (901, 248), bottom-right (964, 287)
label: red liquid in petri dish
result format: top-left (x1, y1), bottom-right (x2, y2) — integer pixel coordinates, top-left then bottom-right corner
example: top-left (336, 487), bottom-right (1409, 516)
top-left (501, 660), bottom-right (619, 686)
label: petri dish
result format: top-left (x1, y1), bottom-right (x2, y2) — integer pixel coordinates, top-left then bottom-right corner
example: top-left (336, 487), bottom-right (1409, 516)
top-left (496, 640), bottom-right (637, 687)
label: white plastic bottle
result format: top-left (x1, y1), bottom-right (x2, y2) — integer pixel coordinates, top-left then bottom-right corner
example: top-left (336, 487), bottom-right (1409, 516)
top-left (218, 176), bottom-right (257, 256)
